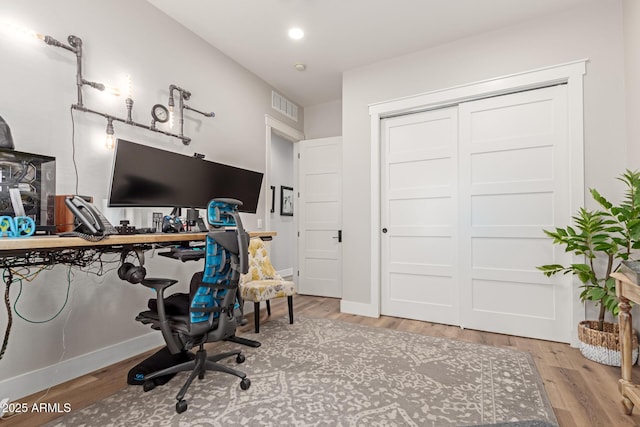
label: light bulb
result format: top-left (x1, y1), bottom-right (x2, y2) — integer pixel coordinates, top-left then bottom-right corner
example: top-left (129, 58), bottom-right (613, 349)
top-left (105, 118), bottom-right (115, 149)
top-left (105, 133), bottom-right (116, 150)
top-left (168, 106), bottom-right (174, 129)
top-left (104, 85), bottom-right (121, 97)
top-left (124, 74), bottom-right (133, 99)
top-left (0, 19), bottom-right (44, 42)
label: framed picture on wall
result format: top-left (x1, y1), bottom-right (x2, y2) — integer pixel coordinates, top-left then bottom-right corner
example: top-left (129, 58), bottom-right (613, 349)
top-left (270, 186), bottom-right (276, 213)
top-left (280, 186), bottom-right (294, 216)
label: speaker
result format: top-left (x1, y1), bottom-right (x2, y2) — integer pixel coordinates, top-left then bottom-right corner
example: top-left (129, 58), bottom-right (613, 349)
top-left (118, 248), bottom-right (146, 284)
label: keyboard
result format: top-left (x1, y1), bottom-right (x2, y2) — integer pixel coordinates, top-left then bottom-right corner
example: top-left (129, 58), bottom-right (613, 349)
top-left (158, 246), bottom-right (206, 262)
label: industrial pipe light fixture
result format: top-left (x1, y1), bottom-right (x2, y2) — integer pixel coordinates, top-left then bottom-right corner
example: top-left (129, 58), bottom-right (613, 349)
top-left (6, 22), bottom-right (215, 147)
top-left (168, 84), bottom-right (215, 141)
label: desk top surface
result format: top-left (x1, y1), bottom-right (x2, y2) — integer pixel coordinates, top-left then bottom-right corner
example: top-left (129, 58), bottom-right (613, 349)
top-left (0, 231), bottom-right (276, 251)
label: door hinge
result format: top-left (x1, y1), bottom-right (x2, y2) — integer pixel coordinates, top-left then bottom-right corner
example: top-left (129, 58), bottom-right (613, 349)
top-left (298, 153), bottom-right (300, 159)
top-left (297, 270), bottom-right (300, 276)
top-left (297, 231), bottom-right (300, 237)
top-left (298, 192), bottom-right (300, 198)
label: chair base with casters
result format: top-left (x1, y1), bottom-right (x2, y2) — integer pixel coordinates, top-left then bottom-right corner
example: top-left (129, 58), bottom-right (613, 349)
top-left (134, 199), bottom-right (252, 414)
top-left (141, 339), bottom-right (250, 414)
top-left (239, 237), bottom-right (296, 333)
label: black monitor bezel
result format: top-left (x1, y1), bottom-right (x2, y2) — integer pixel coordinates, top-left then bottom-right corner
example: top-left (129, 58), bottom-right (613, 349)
top-left (107, 139), bottom-right (263, 213)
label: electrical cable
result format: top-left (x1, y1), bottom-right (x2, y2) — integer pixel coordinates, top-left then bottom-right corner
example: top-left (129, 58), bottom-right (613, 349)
top-left (13, 273), bottom-right (72, 324)
top-left (0, 269), bottom-right (13, 362)
top-left (0, 246), bottom-right (146, 365)
top-left (63, 230), bottom-right (108, 242)
top-left (70, 106), bottom-right (79, 195)
top-left (0, 267), bottom-right (75, 421)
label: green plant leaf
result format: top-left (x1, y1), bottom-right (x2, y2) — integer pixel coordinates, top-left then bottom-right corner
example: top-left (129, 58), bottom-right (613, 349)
top-left (586, 287), bottom-right (606, 300)
top-left (538, 169), bottom-right (640, 319)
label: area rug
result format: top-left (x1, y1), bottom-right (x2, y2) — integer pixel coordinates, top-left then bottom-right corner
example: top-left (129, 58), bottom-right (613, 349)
top-left (46, 316), bottom-right (558, 426)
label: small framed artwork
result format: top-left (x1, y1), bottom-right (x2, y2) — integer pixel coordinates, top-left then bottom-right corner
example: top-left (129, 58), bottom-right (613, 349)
top-left (280, 185), bottom-right (294, 216)
top-left (270, 186), bottom-right (276, 213)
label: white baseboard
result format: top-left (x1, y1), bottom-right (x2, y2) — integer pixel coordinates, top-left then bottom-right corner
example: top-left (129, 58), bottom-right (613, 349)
top-left (340, 299), bottom-right (380, 318)
top-left (0, 332), bottom-right (164, 402)
top-left (278, 268), bottom-right (293, 278)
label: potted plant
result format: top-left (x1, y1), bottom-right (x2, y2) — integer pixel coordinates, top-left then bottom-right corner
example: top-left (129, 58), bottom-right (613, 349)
top-left (538, 169), bottom-right (640, 366)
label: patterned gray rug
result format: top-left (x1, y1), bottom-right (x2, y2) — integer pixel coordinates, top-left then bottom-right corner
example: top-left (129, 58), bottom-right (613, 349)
top-left (46, 316), bottom-right (558, 426)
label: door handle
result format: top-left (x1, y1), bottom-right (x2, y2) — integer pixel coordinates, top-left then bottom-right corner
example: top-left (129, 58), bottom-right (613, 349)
top-left (332, 230), bottom-right (342, 242)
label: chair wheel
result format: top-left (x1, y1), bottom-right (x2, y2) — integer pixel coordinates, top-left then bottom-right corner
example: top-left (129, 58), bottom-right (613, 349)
top-left (240, 377), bottom-right (251, 390)
top-left (176, 399), bottom-right (188, 413)
top-left (143, 380), bottom-right (156, 392)
top-left (236, 353), bottom-right (246, 363)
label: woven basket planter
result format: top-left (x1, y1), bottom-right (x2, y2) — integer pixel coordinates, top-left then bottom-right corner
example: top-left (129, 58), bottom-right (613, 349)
top-left (578, 320), bottom-right (638, 367)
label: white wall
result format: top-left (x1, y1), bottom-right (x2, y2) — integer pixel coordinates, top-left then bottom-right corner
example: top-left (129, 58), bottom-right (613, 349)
top-left (303, 99), bottom-right (342, 139)
top-left (269, 132), bottom-right (295, 274)
top-left (624, 0), bottom-right (640, 169)
top-left (341, 1), bottom-right (627, 306)
top-left (0, 0), bottom-right (302, 400)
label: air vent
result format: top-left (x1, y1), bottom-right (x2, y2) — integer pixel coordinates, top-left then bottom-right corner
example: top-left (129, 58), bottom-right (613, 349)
top-left (272, 91), bottom-right (298, 122)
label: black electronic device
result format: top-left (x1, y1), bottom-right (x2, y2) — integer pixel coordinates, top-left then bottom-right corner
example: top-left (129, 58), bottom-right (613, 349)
top-left (64, 196), bottom-right (116, 236)
top-left (135, 227), bottom-right (156, 234)
top-left (0, 148), bottom-right (55, 229)
top-left (162, 215), bottom-right (184, 233)
top-left (127, 346), bottom-right (193, 386)
top-left (115, 226), bottom-right (136, 234)
top-left (108, 139), bottom-right (264, 213)
top-left (118, 248), bottom-right (146, 284)
top-left (158, 246), bottom-right (206, 262)
top-left (194, 218), bottom-right (207, 232)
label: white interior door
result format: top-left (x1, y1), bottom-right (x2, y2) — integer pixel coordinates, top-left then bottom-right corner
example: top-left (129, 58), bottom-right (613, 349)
top-left (458, 85), bottom-right (571, 342)
top-left (297, 137), bottom-right (342, 298)
top-left (380, 108), bottom-right (459, 325)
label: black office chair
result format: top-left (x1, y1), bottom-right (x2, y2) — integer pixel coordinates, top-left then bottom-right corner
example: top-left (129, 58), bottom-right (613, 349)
top-left (135, 199), bottom-right (251, 413)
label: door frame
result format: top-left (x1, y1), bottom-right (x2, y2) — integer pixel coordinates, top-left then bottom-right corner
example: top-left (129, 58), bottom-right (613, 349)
top-left (264, 115), bottom-right (305, 230)
top-left (264, 115), bottom-right (304, 281)
top-left (368, 60), bottom-right (587, 345)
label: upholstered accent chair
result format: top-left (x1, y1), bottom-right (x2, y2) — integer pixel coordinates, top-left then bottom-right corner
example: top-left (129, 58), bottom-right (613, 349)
top-left (239, 237), bottom-right (295, 333)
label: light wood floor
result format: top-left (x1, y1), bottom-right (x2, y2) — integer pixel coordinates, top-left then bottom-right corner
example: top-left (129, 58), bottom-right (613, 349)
top-left (3, 295), bottom-right (640, 426)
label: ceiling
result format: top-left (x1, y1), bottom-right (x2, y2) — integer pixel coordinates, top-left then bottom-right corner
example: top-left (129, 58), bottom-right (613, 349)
top-left (148, 0), bottom-right (593, 108)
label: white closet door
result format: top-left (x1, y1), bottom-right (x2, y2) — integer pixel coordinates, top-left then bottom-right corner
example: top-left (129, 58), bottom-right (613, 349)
top-left (458, 85), bottom-right (571, 342)
top-left (380, 107), bottom-right (459, 325)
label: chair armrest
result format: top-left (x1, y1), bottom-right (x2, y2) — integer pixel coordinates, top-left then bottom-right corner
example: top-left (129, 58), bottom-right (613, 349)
top-left (140, 278), bottom-right (182, 354)
top-left (139, 278), bottom-right (179, 292)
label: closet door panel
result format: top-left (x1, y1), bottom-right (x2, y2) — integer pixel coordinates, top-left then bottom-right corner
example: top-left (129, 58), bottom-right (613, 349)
top-left (380, 107), bottom-right (459, 325)
top-left (458, 85), bottom-right (571, 343)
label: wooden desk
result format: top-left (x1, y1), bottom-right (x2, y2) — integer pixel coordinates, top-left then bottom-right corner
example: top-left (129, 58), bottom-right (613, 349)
top-left (0, 231), bottom-right (275, 253)
top-left (0, 231), bottom-right (276, 267)
top-left (613, 271), bottom-right (640, 415)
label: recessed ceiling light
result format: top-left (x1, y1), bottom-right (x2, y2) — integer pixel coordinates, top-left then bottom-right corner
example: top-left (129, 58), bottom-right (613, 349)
top-left (294, 63), bottom-right (306, 71)
top-left (288, 28), bottom-right (304, 40)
